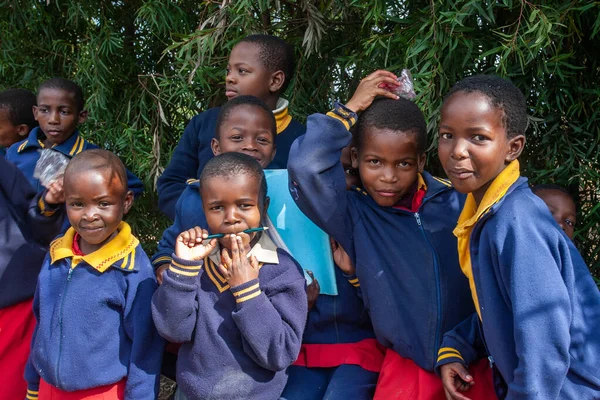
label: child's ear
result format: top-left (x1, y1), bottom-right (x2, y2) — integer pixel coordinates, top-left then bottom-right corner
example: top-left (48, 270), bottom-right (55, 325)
top-left (211, 138), bottom-right (221, 156)
top-left (33, 105), bottom-right (39, 121)
top-left (505, 134), bottom-right (526, 163)
top-left (16, 124), bottom-right (30, 137)
top-left (417, 153), bottom-right (426, 173)
top-left (269, 70), bottom-right (285, 94)
top-left (123, 190), bottom-right (134, 215)
top-left (350, 147), bottom-right (359, 169)
top-left (78, 110), bottom-right (88, 125)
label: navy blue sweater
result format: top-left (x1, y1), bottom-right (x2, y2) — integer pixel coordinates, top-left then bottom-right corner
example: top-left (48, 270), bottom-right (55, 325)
top-left (5, 127), bottom-right (144, 197)
top-left (25, 223), bottom-right (164, 399)
top-left (157, 101), bottom-right (306, 219)
top-left (435, 171), bottom-right (600, 399)
top-left (152, 238), bottom-right (307, 400)
top-left (0, 155), bottom-right (64, 309)
top-left (288, 113), bottom-right (475, 371)
top-left (303, 266), bottom-right (374, 344)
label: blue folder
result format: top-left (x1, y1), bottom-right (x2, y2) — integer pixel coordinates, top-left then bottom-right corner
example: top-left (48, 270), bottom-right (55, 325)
top-left (265, 170), bottom-right (338, 295)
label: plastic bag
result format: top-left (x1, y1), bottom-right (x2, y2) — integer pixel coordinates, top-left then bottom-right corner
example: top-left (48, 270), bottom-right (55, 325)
top-left (33, 149), bottom-right (70, 188)
top-left (392, 69), bottom-right (416, 100)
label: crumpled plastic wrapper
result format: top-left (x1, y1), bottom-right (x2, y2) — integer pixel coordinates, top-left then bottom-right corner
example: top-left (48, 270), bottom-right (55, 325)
top-left (33, 149), bottom-right (70, 188)
top-left (392, 69), bottom-right (416, 100)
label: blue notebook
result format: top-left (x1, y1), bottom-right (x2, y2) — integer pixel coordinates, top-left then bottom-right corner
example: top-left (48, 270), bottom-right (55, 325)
top-left (265, 170), bottom-right (338, 295)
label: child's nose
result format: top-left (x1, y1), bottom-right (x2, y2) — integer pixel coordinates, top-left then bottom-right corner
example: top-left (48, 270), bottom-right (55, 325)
top-left (380, 167), bottom-right (397, 182)
top-left (224, 208), bottom-right (241, 225)
top-left (49, 110), bottom-right (60, 124)
top-left (451, 139), bottom-right (468, 159)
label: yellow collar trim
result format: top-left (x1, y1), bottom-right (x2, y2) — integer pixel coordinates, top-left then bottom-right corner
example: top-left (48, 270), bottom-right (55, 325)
top-left (274, 98), bottom-right (292, 134)
top-left (452, 160), bottom-right (520, 319)
top-left (454, 160), bottom-right (521, 238)
top-left (417, 173), bottom-right (427, 192)
top-left (50, 222), bottom-right (139, 273)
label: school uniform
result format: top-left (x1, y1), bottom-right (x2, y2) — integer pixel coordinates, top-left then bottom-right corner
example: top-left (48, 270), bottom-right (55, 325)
top-left (5, 127), bottom-right (144, 197)
top-left (24, 222), bottom-right (164, 400)
top-left (287, 109), bottom-right (497, 399)
top-left (435, 161), bottom-right (600, 399)
top-left (0, 155), bottom-right (64, 400)
top-left (151, 233), bottom-right (308, 400)
top-left (151, 180), bottom-right (205, 271)
top-left (281, 267), bottom-right (382, 400)
top-left (157, 99), bottom-right (306, 220)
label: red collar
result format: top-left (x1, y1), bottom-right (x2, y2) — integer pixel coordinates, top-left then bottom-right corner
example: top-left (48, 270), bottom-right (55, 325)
top-left (72, 232), bottom-right (86, 256)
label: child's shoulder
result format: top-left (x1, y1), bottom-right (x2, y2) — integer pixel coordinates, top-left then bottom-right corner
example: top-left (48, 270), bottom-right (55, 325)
top-left (259, 247), bottom-right (305, 283)
top-left (190, 107), bottom-right (221, 124)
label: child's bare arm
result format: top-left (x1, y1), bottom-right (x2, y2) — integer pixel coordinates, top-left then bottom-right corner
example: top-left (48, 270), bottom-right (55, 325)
top-left (345, 70), bottom-right (400, 113)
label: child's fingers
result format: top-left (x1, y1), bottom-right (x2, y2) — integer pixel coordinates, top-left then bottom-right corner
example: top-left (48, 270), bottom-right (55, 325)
top-left (363, 69), bottom-right (398, 81)
top-left (249, 255), bottom-right (259, 270)
top-left (217, 263), bottom-right (229, 277)
top-left (374, 88), bottom-right (400, 100)
top-left (192, 227), bottom-right (204, 243)
top-left (221, 248), bottom-right (233, 269)
top-left (178, 230), bottom-right (191, 246)
top-left (230, 235), bottom-right (241, 264)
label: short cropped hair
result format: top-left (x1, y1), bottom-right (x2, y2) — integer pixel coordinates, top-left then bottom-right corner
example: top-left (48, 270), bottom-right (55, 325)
top-left (532, 183), bottom-right (574, 199)
top-left (238, 34), bottom-right (295, 93)
top-left (444, 75), bottom-right (528, 138)
top-left (38, 77), bottom-right (85, 112)
top-left (354, 97), bottom-right (428, 153)
top-left (200, 152), bottom-right (268, 210)
top-left (215, 95), bottom-right (276, 140)
top-left (0, 88), bottom-right (38, 130)
top-left (65, 149), bottom-right (128, 195)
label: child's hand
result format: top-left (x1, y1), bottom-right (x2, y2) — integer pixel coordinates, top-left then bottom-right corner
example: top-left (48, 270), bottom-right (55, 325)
top-left (44, 178), bottom-right (65, 205)
top-left (218, 234), bottom-right (260, 288)
top-left (440, 362), bottom-right (475, 400)
top-left (175, 227), bottom-right (217, 261)
top-left (330, 238), bottom-right (356, 275)
top-left (345, 70), bottom-right (400, 113)
top-left (156, 264), bottom-right (168, 285)
top-left (306, 270), bottom-right (320, 311)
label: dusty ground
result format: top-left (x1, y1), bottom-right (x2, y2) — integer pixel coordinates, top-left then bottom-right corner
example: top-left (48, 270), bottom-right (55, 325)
top-left (159, 375), bottom-right (177, 400)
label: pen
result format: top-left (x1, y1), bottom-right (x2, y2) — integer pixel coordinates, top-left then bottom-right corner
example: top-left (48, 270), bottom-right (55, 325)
top-left (204, 226), bottom-right (269, 240)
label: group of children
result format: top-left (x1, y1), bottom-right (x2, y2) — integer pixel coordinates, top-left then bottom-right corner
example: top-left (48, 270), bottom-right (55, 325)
top-left (0, 33), bottom-right (598, 400)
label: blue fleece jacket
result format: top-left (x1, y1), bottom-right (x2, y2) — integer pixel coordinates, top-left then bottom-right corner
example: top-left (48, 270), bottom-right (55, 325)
top-left (25, 222), bottom-right (164, 399)
top-left (304, 267), bottom-right (374, 344)
top-left (435, 174), bottom-right (600, 399)
top-left (5, 127), bottom-right (144, 197)
top-left (287, 113), bottom-right (475, 371)
top-left (157, 100), bottom-right (306, 220)
top-left (151, 236), bottom-right (307, 400)
top-left (0, 155), bottom-right (64, 309)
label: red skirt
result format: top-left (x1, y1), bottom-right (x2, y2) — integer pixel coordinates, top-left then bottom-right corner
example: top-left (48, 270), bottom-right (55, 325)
top-left (374, 349), bottom-right (495, 400)
top-left (39, 379), bottom-right (126, 400)
top-left (0, 298), bottom-right (36, 400)
top-left (292, 338), bottom-right (386, 373)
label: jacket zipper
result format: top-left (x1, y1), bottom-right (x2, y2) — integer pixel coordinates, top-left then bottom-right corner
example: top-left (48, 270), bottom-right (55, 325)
top-left (56, 265), bottom-right (74, 386)
top-left (414, 212), bottom-right (443, 367)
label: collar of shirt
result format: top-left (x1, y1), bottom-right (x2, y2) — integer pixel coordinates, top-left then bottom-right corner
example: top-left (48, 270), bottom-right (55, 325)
top-left (17, 126), bottom-right (85, 157)
top-left (50, 221), bottom-right (139, 273)
top-left (273, 98), bottom-right (292, 134)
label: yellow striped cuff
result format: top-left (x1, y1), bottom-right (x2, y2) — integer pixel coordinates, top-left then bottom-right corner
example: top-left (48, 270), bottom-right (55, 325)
top-left (172, 259), bottom-right (202, 271)
top-left (169, 265), bottom-right (200, 276)
top-left (153, 256), bottom-right (172, 267)
top-left (26, 389), bottom-right (39, 400)
top-left (437, 352), bottom-right (464, 362)
top-left (232, 283), bottom-right (260, 297)
top-left (38, 196), bottom-right (56, 217)
top-left (437, 347), bottom-right (464, 363)
top-left (326, 111), bottom-right (357, 131)
top-left (235, 290), bottom-right (262, 303)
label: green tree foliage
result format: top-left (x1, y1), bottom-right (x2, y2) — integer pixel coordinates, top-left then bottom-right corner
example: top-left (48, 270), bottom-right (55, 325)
top-left (1, 0), bottom-right (598, 279)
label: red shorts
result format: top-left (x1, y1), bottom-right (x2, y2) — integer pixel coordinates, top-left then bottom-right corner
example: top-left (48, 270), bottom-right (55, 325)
top-left (0, 298), bottom-right (36, 400)
top-left (374, 349), bottom-right (495, 400)
top-left (292, 338), bottom-right (386, 372)
top-left (39, 379), bottom-right (125, 400)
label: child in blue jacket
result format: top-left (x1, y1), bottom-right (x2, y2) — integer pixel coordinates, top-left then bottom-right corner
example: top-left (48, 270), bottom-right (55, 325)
top-left (152, 152), bottom-right (307, 400)
top-left (288, 70), bottom-right (495, 399)
top-left (281, 145), bottom-right (381, 400)
top-left (5, 78), bottom-right (143, 197)
top-left (532, 183), bottom-right (577, 240)
top-left (435, 75), bottom-right (600, 399)
top-left (0, 155), bottom-right (64, 400)
top-left (25, 149), bottom-right (164, 399)
top-left (0, 88), bottom-right (38, 154)
top-left (157, 34), bottom-right (305, 219)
